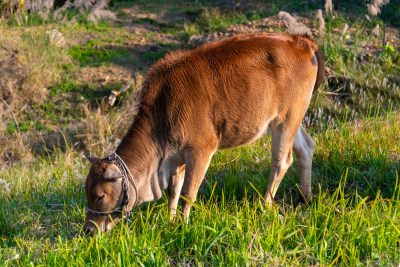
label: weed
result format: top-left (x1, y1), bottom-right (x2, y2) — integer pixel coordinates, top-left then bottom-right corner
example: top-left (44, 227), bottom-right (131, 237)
top-left (4, 13), bottom-right (47, 27)
top-left (5, 121), bottom-right (51, 135)
top-left (141, 50), bottom-right (167, 61)
top-left (6, 122), bottom-right (19, 135)
top-left (183, 21), bottom-right (199, 40)
top-left (49, 79), bottom-right (81, 96)
top-left (68, 40), bottom-right (130, 67)
top-left (197, 8), bottom-right (248, 32)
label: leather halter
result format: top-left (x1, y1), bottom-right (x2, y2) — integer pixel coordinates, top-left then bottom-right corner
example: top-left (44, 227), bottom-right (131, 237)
top-left (86, 153), bottom-right (138, 219)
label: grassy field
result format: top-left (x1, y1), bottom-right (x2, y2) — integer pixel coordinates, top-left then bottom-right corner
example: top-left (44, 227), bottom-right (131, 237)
top-left (1, 0), bottom-right (400, 265)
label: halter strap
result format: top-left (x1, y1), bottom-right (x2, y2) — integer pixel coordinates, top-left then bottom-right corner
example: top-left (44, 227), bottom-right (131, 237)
top-left (112, 153), bottom-right (138, 207)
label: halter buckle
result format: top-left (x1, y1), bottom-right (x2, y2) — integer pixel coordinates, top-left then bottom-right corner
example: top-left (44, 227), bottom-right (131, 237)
top-left (123, 211), bottom-right (132, 223)
top-left (105, 153), bottom-right (116, 162)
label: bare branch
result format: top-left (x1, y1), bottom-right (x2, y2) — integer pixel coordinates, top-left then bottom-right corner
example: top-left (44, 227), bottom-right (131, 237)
top-left (325, 0), bottom-right (334, 15)
top-left (316, 9), bottom-right (325, 37)
top-left (108, 82), bottom-right (131, 106)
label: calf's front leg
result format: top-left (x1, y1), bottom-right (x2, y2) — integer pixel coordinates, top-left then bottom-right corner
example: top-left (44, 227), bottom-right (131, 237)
top-left (168, 166), bottom-right (185, 220)
top-left (180, 144), bottom-right (217, 223)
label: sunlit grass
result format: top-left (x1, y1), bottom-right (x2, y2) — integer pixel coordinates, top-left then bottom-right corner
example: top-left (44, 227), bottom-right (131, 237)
top-left (1, 111), bottom-right (399, 265)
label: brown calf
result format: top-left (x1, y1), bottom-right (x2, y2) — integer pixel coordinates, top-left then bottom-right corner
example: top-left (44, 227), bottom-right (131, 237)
top-left (83, 33), bottom-right (324, 234)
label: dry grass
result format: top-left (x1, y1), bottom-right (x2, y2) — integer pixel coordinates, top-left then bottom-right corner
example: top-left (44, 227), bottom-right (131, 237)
top-left (0, 26), bottom-right (71, 109)
top-left (0, 24), bottom-right (72, 163)
top-left (81, 88), bottom-right (139, 157)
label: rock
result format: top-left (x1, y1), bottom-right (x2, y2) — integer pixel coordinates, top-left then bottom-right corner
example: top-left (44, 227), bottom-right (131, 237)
top-left (46, 29), bottom-right (65, 47)
top-left (188, 35), bottom-right (204, 45)
top-left (372, 24), bottom-right (380, 36)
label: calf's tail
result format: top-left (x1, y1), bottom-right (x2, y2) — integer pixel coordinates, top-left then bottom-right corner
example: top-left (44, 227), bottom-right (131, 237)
top-left (313, 47), bottom-right (325, 92)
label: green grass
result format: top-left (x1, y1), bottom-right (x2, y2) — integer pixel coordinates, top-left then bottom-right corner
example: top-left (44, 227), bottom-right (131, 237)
top-left (5, 121), bottom-right (51, 135)
top-left (1, 112), bottom-right (399, 265)
top-left (29, 78), bottom-right (128, 128)
top-left (140, 50), bottom-right (167, 61)
top-left (197, 8), bottom-right (248, 32)
top-left (49, 78), bottom-right (116, 103)
top-left (68, 40), bottom-right (130, 67)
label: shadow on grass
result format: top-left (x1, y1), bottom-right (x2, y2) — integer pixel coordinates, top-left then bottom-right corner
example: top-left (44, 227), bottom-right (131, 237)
top-left (199, 137), bottom-right (400, 206)
top-left (68, 41), bottom-right (181, 71)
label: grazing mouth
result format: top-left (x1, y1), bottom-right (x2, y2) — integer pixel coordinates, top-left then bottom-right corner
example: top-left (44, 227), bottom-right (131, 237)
top-left (83, 219), bottom-right (112, 235)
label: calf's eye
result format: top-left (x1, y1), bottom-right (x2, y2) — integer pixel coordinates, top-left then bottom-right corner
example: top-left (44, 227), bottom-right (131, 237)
top-left (96, 195), bottom-right (105, 202)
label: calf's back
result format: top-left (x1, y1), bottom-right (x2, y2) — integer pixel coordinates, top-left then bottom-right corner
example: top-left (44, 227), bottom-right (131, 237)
top-left (138, 33), bottom-right (320, 149)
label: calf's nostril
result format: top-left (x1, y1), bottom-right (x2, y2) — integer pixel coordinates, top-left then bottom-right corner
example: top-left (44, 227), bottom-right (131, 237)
top-left (83, 225), bottom-right (95, 236)
top-left (83, 227), bottom-right (90, 236)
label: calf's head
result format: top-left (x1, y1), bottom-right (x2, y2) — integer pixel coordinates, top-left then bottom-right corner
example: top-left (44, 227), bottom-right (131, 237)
top-left (83, 155), bottom-right (132, 235)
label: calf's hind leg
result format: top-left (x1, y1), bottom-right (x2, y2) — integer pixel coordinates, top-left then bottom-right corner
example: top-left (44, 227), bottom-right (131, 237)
top-left (264, 122), bottom-right (299, 205)
top-left (293, 124), bottom-right (315, 202)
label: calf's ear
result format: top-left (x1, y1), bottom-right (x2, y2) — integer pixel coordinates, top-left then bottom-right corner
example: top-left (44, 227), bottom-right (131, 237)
top-left (85, 155), bottom-right (98, 164)
top-left (104, 163), bottom-right (124, 179)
